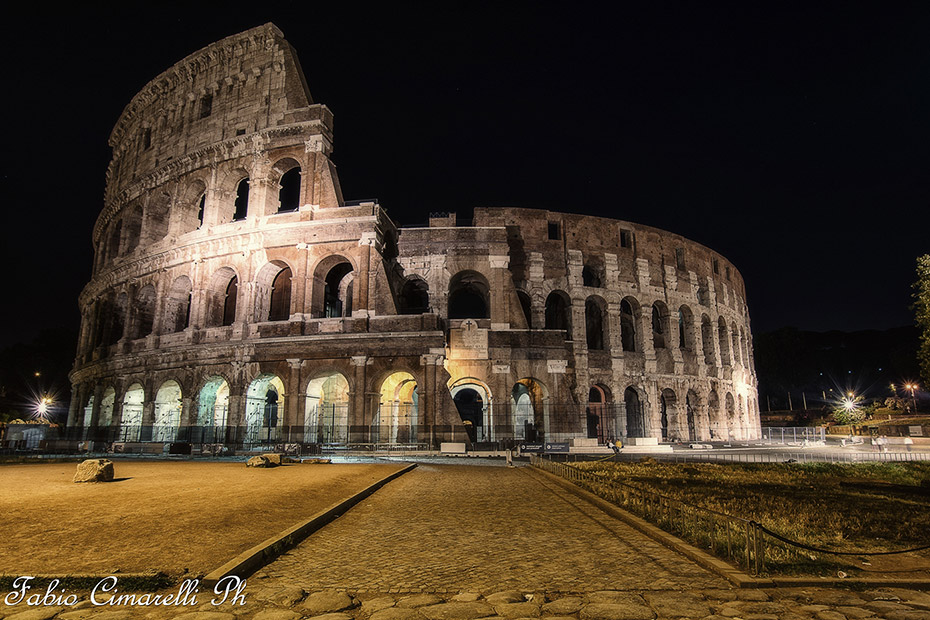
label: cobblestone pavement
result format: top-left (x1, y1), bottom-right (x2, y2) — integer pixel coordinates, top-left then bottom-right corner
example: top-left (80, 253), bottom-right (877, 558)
top-left (3, 462), bottom-right (930, 620)
top-left (250, 463), bottom-right (727, 594)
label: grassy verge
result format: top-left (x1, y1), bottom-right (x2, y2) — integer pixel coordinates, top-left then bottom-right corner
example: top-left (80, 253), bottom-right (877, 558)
top-left (572, 459), bottom-right (930, 575)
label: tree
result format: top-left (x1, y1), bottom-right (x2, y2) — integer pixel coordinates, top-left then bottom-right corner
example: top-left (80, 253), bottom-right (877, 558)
top-left (915, 254), bottom-right (930, 387)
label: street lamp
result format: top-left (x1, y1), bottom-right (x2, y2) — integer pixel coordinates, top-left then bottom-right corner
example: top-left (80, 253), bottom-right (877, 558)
top-left (904, 383), bottom-right (919, 413)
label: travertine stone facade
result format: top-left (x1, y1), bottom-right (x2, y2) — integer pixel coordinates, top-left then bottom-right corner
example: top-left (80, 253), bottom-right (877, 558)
top-left (69, 23), bottom-right (760, 448)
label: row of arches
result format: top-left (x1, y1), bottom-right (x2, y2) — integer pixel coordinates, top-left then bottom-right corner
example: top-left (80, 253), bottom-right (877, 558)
top-left (542, 292), bottom-right (753, 366)
top-left (97, 158), bottom-right (304, 272)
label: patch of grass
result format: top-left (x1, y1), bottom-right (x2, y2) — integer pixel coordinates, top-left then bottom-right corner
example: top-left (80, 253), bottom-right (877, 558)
top-left (571, 460), bottom-right (930, 575)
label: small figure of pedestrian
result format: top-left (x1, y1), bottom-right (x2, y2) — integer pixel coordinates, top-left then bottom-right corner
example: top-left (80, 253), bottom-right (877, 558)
top-left (904, 436), bottom-right (914, 452)
top-left (607, 437), bottom-right (620, 455)
top-left (880, 435), bottom-right (889, 453)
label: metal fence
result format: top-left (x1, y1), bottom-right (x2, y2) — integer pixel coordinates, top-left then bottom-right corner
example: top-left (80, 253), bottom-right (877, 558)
top-left (553, 450), bottom-right (930, 465)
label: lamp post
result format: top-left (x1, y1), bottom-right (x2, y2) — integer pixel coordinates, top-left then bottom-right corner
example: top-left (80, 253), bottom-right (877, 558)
top-left (904, 383), bottom-right (919, 413)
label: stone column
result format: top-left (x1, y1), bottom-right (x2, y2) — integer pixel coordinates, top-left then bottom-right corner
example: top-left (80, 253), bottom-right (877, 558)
top-left (286, 359), bottom-right (302, 431)
top-left (351, 356), bottom-right (369, 443)
top-left (354, 238), bottom-right (373, 316)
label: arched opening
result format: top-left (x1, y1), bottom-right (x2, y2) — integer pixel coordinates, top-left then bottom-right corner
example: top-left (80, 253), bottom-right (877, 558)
top-left (153, 380), bottom-right (182, 442)
top-left (725, 392), bottom-right (736, 440)
top-left (269, 267), bottom-right (293, 321)
top-left (310, 256), bottom-right (356, 319)
top-left (718, 317), bottom-right (731, 365)
top-left (206, 268), bottom-right (238, 327)
top-left (586, 385), bottom-right (611, 441)
top-left (120, 383), bottom-right (145, 441)
top-left (398, 278), bottom-right (429, 314)
top-left (517, 290), bottom-right (533, 328)
top-left (685, 390), bottom-right (699, 442)
top-left (145, 193), bottom-right (171, 244)
top-left (106, 220), bottom-right (122, 263)
top-left (122, 205), bottom-right (143, 254)
top-left (544, 290), bottom-right (571, 337)
top-left (197, 376), bottom-right (230, 442)
top-left (377, 372), bottom-right (418, 444)
top-left (277, 167), bottom-right (301, 212)
top-left (624, 387), bottom-right (645, 438)
top-left (305, 372), bottom-right (350, 444)
top-left (255, 261), bottom-right (293, 322)
top-left (660, 388), bottom-right (677, 441)
top-left (233, 178), bottom-right (250, 221)
top-left (132, 285), bottom-right (156, 339)
top-left (96, 292), bottom-right (127, 347)
top-left (245, 374), bottom-right (285, 445)
top-left (512, 378), bottom-right (548, 442)
top-left (450, 379), bottom-right (492, 444)
top-left (164, 276), bottom-right (193, 333)
top-left (701, 315), bottom-right (716, 365)
top-left (652, 302), bottom-right (669, 349)
top-left (731, 323), bottom-right (742, 366)
top-left (83, 394), bottom-right (94, 427)
top-left (99, 387), bottom-right (115, 427)
top-left (707, 390), bottom-right (721, 440)
top-left (179, 180), bottom-right (206, 234)
top-left (620, 298), bottom-right (637, 352)
top-left (585, 296), bottom-right (607, 350)
top-left (582, 264), bottom-right (602, 288)
top-left (678, 305), bottom-right (694, 350)
top-left (448, 271), bottom-right (490, 319)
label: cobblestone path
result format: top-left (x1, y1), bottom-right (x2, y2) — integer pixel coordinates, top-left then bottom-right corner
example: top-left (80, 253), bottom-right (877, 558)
top-left (251, 463), bottom-right (728, 594)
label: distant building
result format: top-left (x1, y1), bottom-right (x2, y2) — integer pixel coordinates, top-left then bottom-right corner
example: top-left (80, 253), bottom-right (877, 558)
top-left (69, 23), bottom-right (760, 450)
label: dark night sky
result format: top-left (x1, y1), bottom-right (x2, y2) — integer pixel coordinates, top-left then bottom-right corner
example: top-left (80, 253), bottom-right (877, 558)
top-left (2, 2), bottom-right (929, 351)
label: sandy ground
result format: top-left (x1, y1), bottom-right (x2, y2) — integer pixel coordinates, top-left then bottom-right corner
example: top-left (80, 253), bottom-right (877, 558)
top-left (0, 460), bottom-right (404, 577)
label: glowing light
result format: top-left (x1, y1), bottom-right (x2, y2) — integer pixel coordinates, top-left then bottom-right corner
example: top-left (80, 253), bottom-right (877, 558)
top-left (842, 398), bottom-right (856, 412)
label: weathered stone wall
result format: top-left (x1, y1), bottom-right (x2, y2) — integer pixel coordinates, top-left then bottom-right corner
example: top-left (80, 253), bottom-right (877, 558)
top-left (70, 24), bottom-right (761, 447)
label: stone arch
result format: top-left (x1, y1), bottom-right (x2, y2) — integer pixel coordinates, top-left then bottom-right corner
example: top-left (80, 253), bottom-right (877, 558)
top-left (377, 371), bottom-right (419, 444)
top-left (122, 204), bottom-right (143, 255)
top-left (272, 157), bottom-right (302, 213)
top-left (398, 277), bottom-right (430, 314)
top-left (196, 375), bottom-right (230, 430)
top-left (144, 192), bottom-right (171, 244)
top-left (545, 290), bottom-right (571, 337)
top-left (233, 176), bottom-right (250, 221)
top-left (311, 255), bottom-right (356, 318)
top-left (164, 276), bottom-right (193, 334)
top-left (120, 382), bottom-right (145, 441)
top-left (255, 260), bottom-right (293, 322)
top-left (652, 301), bottom-right (670, 349)
top-left (685, 389), bottom-right (700, 442)
top-left (448, 270), bottom-right (490, 319)
top-left (707, 389), bottom-right (721, 440)
top-left (96, 291), bottom-right (127, 347)
top-left (620, 296), bottom-right (640, 352)
top-left (450, 377), bottom-right (493, 443)
top-left (305, 371), bottom-right (350, 443)
top-left (178, 178), bottom-right (207, 234)
top-left (512, 378), bottom-right (549, 441)
top-left (585, 295), bottom-right (608, 351)
top-left (678, 305), bottom-right (694, 350)
top-left (623, 386), bottom-right (646, 438)
top-left (725, 392), bottom-right (736, 439)
top-left (105, 219), bottom-right (122, 264)
top-left (206, 267), bottom-right (240, 327)
top-left (731, 321), bottom-right (742, 366)
top-left (586, 384), bottom-right (612, 441)
top-left (132, 284), bottom-right (156, 339)
top-left (82, 393), bottom-right (95, 427)
top-left (99, 387), bottom-right (116, 427)
top-left (717, 317), bottom-right (731, 365)
top-left (153, 379), bottom-right (182, 441)
top-left (660, 388), bottom-right (677, 441)
top-left (582, 259), bottom-right (603, 288)
top-left (701, 314), bottom-right (716, 365)
top-left (245, 373), bottom-right (286, 444)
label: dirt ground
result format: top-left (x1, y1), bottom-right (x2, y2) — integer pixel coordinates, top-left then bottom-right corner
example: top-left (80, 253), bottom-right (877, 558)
top-left (0, 460), bottom-right (405, 578)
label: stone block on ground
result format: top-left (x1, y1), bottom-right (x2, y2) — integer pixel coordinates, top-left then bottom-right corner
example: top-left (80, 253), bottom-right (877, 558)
top-left (247, 455), bottom-right (278, 468)
top-left (579, 602), bottom-right (655, 620)
top-left (370, 609), bottom-right (422, 620)
top-left (302, 591), bottom-right (355, 614)
top-left (543, 597), bottom-right (585, 615)
top-left (493, 602), bottom-right (539, 618)
top-left (73, 459), bottom-right (114, 483)
top-left (302, 458), bottom-right (332, 464)
top-left (418, 602), bottom-right (496, 620)
top-left (252, 611), bottom-right (302, 620)
top-left (261, 453), bottom-right (285, 465)
top-left (397, 594), bottom-right (443, 608)
top-left (361, 597), bottom-right (397, 614)
top-left (485, 592), bottom-right (525, 606)
top-left (642, 592), bottom-right (710, 618)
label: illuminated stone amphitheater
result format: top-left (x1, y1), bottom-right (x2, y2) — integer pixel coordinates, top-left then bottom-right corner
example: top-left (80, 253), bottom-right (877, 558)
top-left (68, 23), bottom-right (760, 451)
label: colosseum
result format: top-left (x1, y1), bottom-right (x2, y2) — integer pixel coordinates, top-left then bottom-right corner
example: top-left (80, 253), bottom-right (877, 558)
top-left (68, 23), bottom-right (761, 453)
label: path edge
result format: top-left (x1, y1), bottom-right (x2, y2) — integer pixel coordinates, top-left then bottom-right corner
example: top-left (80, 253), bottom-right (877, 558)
top-left (202, 462), bottom-right (417, 587)
top-left (522, 466), bottom-right (763, 588)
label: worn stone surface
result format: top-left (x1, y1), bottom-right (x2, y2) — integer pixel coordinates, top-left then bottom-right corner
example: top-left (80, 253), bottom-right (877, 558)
top-left (396, 596), bottom-right (443, 609)
top-left (251, 611), bottom-right (302, 620)
top-left (246, 456), bottom-right (277, 469)
top-left (302, 592), bottom-right (355, 614)
top-left (641, 592), bottom-right (709, 618)
top-left (543, 598), bottom-right (585, 615)
top-left (418, 602), bottom-right (496, 620)
top-left (485, 593), bottom-right (524, 606)
top-left (72, 459), bottom-right (114, 483)
top-left (360, 597), bottom-right (397, 614)
top-left (369, 609), bottom-right (421, 620)
top-left (492, 603), bottom-right (539, 618)
top-left (579, 603), bottom-right (654, 620)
